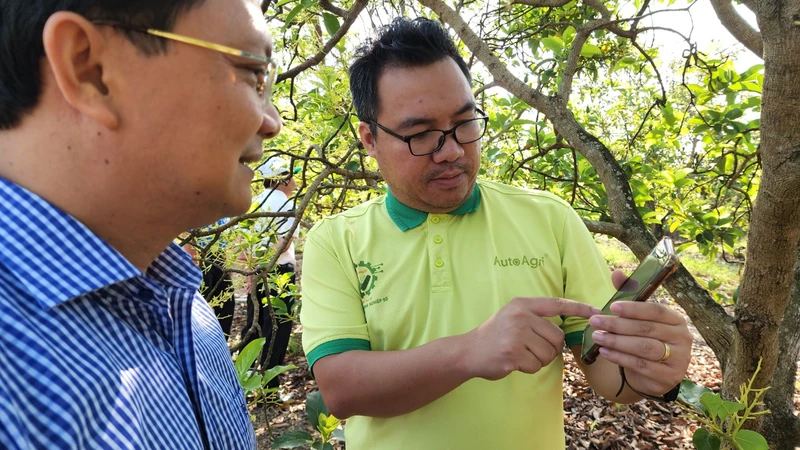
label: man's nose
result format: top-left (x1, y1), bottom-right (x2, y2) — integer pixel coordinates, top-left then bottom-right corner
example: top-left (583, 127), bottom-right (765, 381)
top-left (432, 133), bottom-right (464, 163)
top-left (259, 103), bottom-right (282, 139)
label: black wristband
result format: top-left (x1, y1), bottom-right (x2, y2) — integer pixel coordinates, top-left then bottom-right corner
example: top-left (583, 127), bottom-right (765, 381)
top-left (616, 366), bottom-right (680, 402)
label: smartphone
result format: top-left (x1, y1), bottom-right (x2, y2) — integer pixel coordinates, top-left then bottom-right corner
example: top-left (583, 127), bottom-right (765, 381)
top-left (580, 236), bottom-right (679, 365)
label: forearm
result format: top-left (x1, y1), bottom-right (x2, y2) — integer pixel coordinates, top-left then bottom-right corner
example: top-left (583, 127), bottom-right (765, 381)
top-left (570, 345), bottom-right (643, 404)
top-left (313, 334), bottom-right (473, 419)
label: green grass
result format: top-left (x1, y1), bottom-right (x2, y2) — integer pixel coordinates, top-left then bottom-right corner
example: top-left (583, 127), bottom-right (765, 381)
top-left (595, 235), bottom-right (638, 266)
top-left (594, 235), bottom-right (742, 304)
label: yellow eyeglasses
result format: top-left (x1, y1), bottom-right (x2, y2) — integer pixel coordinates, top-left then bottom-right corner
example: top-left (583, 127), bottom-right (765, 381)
top-left (92, 21), bottom-right (277, 104)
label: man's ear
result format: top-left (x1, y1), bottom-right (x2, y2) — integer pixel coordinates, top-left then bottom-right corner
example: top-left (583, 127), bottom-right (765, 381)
top-left (358, 121), bottom-right (378, 158)
top-left (42, 12), bottom-right (120, 129)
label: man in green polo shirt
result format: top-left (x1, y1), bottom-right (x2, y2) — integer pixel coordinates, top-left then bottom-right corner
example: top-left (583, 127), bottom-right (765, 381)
top-left (300, 17), bottom-right (693, 449)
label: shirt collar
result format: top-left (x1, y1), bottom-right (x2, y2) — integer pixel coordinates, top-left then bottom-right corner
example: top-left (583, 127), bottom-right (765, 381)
top-left (385, 182), bottom-right (482, 231)
top-left (0, 178), bottom-right (201, 309)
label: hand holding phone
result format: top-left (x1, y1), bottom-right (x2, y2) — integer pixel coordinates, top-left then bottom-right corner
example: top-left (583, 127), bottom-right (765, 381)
top-left (580, 237), bottom-right (679, 365)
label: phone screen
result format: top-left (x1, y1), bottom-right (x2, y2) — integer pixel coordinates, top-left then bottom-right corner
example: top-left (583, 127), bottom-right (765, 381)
top-left (580, 237), bottom-right (677, 363)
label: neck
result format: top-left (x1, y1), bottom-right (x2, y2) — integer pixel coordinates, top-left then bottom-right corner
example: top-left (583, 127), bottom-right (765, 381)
top-left (0, 130), bottom-right (179, 273)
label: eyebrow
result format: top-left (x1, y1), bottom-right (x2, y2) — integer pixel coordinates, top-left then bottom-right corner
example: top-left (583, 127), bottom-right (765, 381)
top-left (238, 33), bottom-right (273, 60)
top-left (396, 101), bottom-right (477, 131)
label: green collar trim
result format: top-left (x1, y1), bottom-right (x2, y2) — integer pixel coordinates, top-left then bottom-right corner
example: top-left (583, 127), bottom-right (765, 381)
top-left (386, 183), bottom-right (482, 231)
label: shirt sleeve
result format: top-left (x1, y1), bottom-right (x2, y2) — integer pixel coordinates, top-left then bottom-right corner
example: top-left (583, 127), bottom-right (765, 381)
top-left (255, 190), bottom-right (296, 239)
top-left (0, 364), bottom-right (29, 449)
top-left (271, 192), bottom-right (297, 238)
top-left (557, 206), bottom-right (617, 346)
top-left (300, 221), bottom-right (371, 371)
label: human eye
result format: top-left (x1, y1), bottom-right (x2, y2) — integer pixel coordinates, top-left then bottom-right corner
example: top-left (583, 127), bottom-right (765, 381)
top-left (408, 130), bottom-right (443, 153)
top-left (246, 67), bottom-right (268, 95)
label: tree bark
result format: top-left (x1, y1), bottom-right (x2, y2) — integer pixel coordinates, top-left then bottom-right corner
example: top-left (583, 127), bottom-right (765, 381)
top-left (724, 1), bottom-right (800, 445)
top-left (726, 0), bottom-right (800, 388)
top-left (710, 0), bottom-right (764, 57)
top-left (762, 248), bottom-right (800, 449)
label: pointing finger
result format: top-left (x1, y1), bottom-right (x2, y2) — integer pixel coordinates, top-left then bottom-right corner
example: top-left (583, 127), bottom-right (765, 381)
top-left (515, 297), bottom-right (602, 319)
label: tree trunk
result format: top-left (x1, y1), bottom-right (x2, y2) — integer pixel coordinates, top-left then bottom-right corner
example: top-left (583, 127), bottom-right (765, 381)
top-left (724, 4), bottom-right (800, 443)
top-left (761, 248), bottom-right (800, 449)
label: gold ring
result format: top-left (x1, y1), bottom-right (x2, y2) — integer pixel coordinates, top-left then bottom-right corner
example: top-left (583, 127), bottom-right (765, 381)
top-left (657, 342), bottom-right (671, 363)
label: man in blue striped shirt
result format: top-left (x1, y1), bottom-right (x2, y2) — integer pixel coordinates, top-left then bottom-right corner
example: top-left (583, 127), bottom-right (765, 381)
top-left (0, 0), bottom-right (281, 448)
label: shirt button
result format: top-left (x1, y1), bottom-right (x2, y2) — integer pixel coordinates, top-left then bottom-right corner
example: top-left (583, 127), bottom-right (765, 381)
top-left (430, 216), bottom-right (440, 224)
top-left (433, 236), bottom-right (443, 244)
top-left (435, 258), bottom-right (444, 268)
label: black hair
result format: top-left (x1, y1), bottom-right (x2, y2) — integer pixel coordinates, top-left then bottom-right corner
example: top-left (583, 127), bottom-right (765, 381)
top-left (0, 0), bottom-right (207, 129)
top-left (348, 17), bottom-right (471, 128)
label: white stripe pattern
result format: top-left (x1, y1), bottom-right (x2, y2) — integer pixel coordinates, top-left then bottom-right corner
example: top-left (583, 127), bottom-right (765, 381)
top-left (0, 178), bottom-right (256, 449)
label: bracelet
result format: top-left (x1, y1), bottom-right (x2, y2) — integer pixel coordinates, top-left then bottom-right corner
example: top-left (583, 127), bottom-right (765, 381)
top-left (616, 366), bottom-right (680, 403)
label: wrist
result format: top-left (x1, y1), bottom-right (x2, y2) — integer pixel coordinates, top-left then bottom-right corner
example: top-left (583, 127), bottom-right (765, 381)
top-left (448, 331), bottom-right (478, 381)
top-left (617, 366), bottom-right (680, 403)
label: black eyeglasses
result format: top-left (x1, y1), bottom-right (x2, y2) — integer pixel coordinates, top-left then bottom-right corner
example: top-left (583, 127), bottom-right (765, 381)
top-left (92, 21), bottom-right (277, 105)
top-left (371, 109), bottom-right (489, 156)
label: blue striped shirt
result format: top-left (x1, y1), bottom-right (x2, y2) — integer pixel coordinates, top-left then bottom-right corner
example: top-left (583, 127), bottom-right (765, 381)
top-left (0, 178), bottom-right (256, 449)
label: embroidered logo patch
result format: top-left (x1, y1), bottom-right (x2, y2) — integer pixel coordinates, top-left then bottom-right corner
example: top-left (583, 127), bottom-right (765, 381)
top-left (355, 261), bottom-right (385, 307)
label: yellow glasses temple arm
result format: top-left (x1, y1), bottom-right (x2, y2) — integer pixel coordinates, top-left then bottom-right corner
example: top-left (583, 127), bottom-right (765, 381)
top-left (146, 28), bottom-right (270, 64)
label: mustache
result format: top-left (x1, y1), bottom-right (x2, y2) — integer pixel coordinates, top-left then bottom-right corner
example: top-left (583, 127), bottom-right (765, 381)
top-left (423, 162), bottom-right (472, 183)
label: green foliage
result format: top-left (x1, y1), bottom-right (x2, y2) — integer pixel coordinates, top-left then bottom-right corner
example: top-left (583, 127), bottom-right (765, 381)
top-left (235, 338), bottom-right (266, 385)
top-left (234, 338), bottom-right (297, 402)
top-left (267, 272), bottom-right (301, 319)
top-left (679, 359), bottom-right (770, 450)
top-left (272, 391), bottom-right (343, 449)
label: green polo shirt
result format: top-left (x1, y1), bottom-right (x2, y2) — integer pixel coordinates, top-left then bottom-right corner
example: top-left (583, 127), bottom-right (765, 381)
top-left (301, 179), bottom-right (615, 450)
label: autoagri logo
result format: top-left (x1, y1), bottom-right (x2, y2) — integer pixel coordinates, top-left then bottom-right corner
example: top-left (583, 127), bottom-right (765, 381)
top-left (493, 253), bottom-right (548, 269)
top-left (354, 261), bottom-right (388, 308)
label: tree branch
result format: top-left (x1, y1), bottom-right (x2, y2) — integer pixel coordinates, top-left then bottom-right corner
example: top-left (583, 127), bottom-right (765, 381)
top-left (319, 0), bottom-right (347, 17)
top-left (474, 80), bottom-right (497, 97)
top-left (277, 0), bottom-right (369, 82)
top-left (584, 219), bottom-right (624, 238)
top-left (419, 0), bottom-right (552, 110)
top-left (512, 0), bottom-right (572, 6)
top-left (709, 0), bottom-right (763, 58)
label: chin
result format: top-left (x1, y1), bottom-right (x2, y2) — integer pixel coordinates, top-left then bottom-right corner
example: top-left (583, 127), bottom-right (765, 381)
top-left (225, 195), bottom-right (253, 217)
top-left (429, 186), bottom-right (473, 210)
top-left (212, 186), bottom-right (251, 218)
